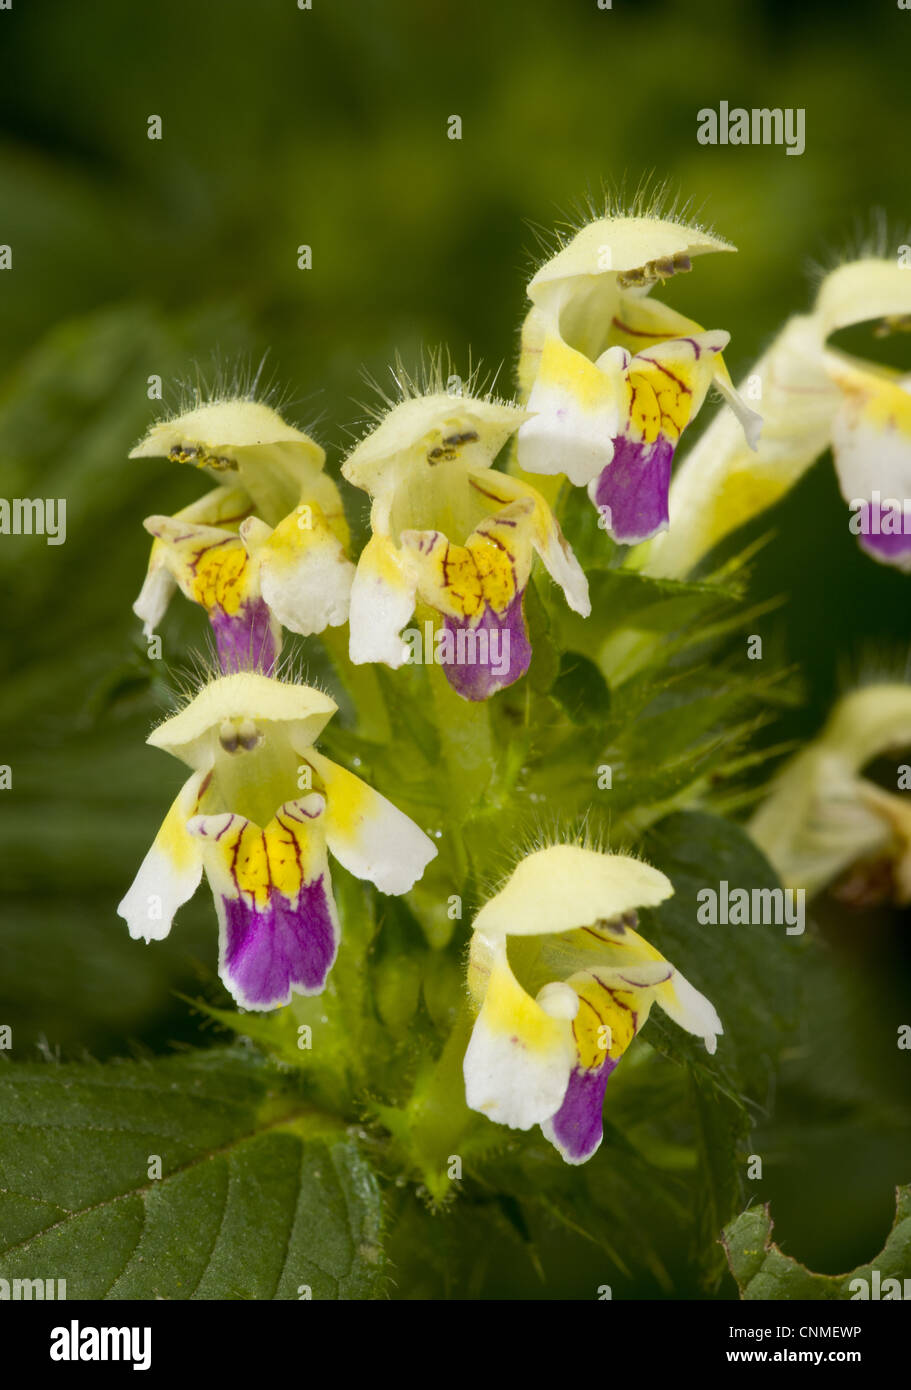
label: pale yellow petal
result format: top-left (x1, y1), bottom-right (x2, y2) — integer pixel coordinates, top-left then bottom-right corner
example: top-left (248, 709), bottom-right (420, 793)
top-left (149, 674), bottom-right (337, 770)
top-left (473, 845), bottom-right (673, 938)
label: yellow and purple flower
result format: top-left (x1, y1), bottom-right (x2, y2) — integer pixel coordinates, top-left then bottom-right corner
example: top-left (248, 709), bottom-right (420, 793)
top-left (517, 208), bottom-right (760, 544)
top-left (639, 256), bottom-right (911, 577)
top-left (118, 672), bottom-right (437, 1010)
top-left (131, 399), bottom-right (353, 672)
top-left (463, 845), bottom-right (722, 1163)
top-left (341, 379), bottom-right (590, 700)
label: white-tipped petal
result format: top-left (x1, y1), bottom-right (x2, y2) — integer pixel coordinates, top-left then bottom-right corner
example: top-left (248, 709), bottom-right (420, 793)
top-left (132, 561), bottom-right (176, 637)
top-left (243, 506), bottom-right (354, 637)
top-left (518, 340), bottom-right (625, 486)
top-left (463, 934), bottom-right (575, 1130)
top-left (117, 772), bottom-right (207, 941)
top-left (305, 750), bottom-right (437, 895)
top-left (347, 532), bottom-right (417, 668)
top-left (714, 370), bottom-right (764, 452)
top-left (653, 969), bottom-right (723, 1054)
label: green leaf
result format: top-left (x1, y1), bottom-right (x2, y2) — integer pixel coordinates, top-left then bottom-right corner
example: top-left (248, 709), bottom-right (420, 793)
top-left (475, 1109), bottom-right (690, 1292)
top-left (0, 1048), bottom-right (385, 1300)
top-left (689, 1072), bottom-right (752, 1288)
top-left (551, 650), bottom-right (611, 725)
top-left (722, 1186), bottom-right (911, 1299)
top-left (0, 302), bottom-right (258, 1054)
top-left (639, 811), bottom-right (802, 1284)
top-left (642, 811), bottom-right (801, 1101)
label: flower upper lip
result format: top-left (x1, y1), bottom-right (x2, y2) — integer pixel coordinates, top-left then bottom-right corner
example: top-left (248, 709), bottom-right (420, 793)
top-left (340, 392), bottom-right (526, 487)
top-left (526, 214), bottom-right (736, 302)
top-left (147, 671), bottom-right (338, 768)
top-left (472, 843), bottom-right (674, 938)
top-left (129, 398), bottom-right (324, 459)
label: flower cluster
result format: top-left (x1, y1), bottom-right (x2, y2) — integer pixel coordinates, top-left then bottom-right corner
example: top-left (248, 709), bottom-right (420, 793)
top-left (117, 199), bottom-right (911, 1165)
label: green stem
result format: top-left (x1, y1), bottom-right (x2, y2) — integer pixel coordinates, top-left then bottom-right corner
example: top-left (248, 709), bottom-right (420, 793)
top-left (408, 1001), bottom-right (478, 1192)
top-left (320, 625), bottom-right (392, 744)
top-left (427, 659), bottom-right (496, 823)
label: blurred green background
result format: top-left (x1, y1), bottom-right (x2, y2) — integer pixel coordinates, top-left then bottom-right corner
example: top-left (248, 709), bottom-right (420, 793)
top-left (1, 0), bottom-right (909, 1295)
